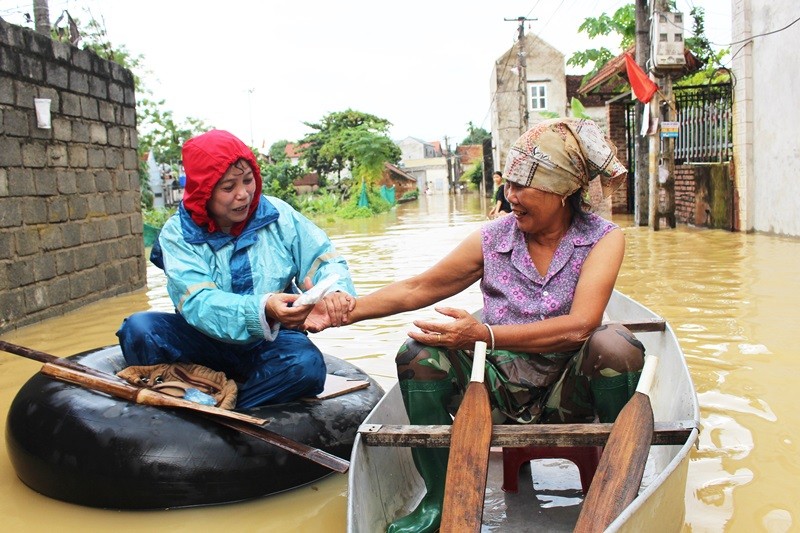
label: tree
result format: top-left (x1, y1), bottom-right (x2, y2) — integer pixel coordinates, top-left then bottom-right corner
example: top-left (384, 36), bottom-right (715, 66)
top-left (137, 101), bottom-right (209, 165)
top-left (259, 160), bottom-right (303, 208)
top-left (299, 109), bottom-right (400, 182)
top-left (568, 3), bottom-right (726, 85)
top-left (567, 4), bottom-right (636, 78)
top-left (462, 122), bottom-right (491, 145)
top-left (676, 6), bottom-right (730, 86)
top-left (342, 125), bottom-right (399, 189)
top-left (268, 140), bottom-right (290, 163)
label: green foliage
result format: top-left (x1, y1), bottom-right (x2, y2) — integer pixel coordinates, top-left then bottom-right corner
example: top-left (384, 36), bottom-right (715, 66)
top-left (678, 7), bottom-right (730, 86)
top-left (537, 110), bottom-right (560, 119)
top-left (299, 109), bottom-right (400, 181)
top-left (295, 192), bottom-right (340, 215)
top-left (462, 122), bottom-right (491, 145)
top-left (399, 189), bottom-right (419, 201)
top-left (341, 126), bottom-right (400, 196)
top-left (142, 206), bottom-right (177, 229)
top-left (462, 161), bottom-right (484, 188)
top-left (138, 102), bottom-right (210, 166)
top-left (259, 160), bottom-right (303, 208)
top-left (570, 97), bottom-right (590, 119)
top-left (567, 4), bottom-right (635, 76)
top-left (269, 140), bottom-right (290, 163)
top-left (569, 3), bottom-right (729, 87)
top-left (337, 187), bottom-right (392, 219)
top-left (139, 157), bottom-right (153, 209)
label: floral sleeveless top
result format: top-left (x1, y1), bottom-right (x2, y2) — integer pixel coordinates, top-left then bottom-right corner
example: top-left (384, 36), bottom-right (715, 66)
top-left (481, 213), bottom-right (617, 325)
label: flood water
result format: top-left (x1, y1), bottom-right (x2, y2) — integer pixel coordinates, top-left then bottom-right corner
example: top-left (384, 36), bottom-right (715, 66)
top-left (1, 193), bottom-right (798, 532)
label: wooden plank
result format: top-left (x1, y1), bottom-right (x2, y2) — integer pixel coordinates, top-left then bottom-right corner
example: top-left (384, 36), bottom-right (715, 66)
top-left (607, 318), bottom-right (666, 332)
top-left (305, 374), bottom-right (370, 401)
top-left (358, 420), bottom-right (696, 448)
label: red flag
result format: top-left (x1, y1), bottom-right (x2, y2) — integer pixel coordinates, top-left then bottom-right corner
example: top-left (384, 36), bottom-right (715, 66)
top-left (624, 53), bottom-right (658, 104)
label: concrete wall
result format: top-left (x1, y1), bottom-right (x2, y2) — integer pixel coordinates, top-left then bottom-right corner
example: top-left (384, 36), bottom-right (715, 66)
top-left (490, 34), bottom-right (567, 172)
top-left (0, 20), bottom-right (146, 334)
top-left (732, 0), bottom-right (800, 236)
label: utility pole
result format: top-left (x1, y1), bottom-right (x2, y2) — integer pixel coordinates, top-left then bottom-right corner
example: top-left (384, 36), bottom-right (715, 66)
top-left (634, 0), bottom-right (650, 226)
top-left (505, 16), bottom-right (536, 136)
top-left (444, 135), bottom-right (455, 194)
top-left (246, 88), bottom-right (255, 147)
top-left (648, 0), bottom-right (679, 230)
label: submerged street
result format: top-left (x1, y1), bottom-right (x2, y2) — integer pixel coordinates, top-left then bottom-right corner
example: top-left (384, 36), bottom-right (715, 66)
top-left (1, 193), bottom-right (798, 532)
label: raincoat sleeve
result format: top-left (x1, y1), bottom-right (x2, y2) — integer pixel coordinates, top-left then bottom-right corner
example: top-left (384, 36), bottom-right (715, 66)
top-left (157, 217), bottom-right (270, 344)
top-left (274, 199), bottom-right (356, 297)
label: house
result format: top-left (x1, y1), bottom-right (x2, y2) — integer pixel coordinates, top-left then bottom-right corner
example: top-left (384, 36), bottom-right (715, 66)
top-left (284, 142), bottom-right (310, 166)
top-left (293, 172), bottom-right (320, 195)
top-left (490, 33), bottom-right (568, 172)
top-left (456, 144), bottom-right (483, 169)
top-left (731, 0), bottom-right (800, 236)
top-left (397, 137), bottom-right (441, 160)
top-left (396, 136), bottom-right (450, 194)
top-left (566, 74), bottom-right (607, 129)
top-left (381, 163), bottom-right (419, 201)
top-left (490, 34), bottom-right (620, 216)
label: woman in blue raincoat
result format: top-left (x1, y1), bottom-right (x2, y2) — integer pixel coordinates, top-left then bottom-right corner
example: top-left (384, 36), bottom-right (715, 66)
top-left (117, 129), bottom-right (355, 408)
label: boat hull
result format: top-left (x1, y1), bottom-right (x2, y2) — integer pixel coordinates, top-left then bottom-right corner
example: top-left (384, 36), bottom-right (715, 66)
top-left (347, 290), bottom-right (699, 532)
top-left (6, 346), bottom-right (383, 509)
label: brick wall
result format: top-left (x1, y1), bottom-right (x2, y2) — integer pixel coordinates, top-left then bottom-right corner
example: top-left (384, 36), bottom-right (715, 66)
top-left (674, 164), bottom-right (696, 224)
top-left (0, 20), bottom-right (146, 334)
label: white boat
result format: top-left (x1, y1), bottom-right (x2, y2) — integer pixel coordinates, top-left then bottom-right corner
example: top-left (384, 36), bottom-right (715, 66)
top-left (347, 290), bottom-right (700, 532)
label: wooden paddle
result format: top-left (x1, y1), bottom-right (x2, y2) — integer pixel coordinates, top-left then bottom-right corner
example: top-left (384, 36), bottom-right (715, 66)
top-left (0, 340), bottom-right (350, 473)
top-left (440, 340), bottom-right (492, 533)
top-left (573, 354), bottom-right (659, 533)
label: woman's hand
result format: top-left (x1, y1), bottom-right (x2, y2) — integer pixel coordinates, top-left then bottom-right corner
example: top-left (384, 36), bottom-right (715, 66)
top-left (265, 293), bottom-right (311, 330)
top-left (409, 306), bottom-right (486, 350)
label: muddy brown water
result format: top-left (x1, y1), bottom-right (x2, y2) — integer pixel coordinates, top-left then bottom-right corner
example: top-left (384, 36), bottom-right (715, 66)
top-left (1, 193), bottom-right (797, 532)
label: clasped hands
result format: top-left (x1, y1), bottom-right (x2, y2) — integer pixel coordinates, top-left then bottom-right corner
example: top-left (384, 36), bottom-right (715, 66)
top-left (266, 277), bottom-right (355, 332)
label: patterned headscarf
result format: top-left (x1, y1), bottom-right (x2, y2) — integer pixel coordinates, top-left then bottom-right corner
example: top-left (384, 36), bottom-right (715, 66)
top-left (502, 118), bottom-right (627, 203)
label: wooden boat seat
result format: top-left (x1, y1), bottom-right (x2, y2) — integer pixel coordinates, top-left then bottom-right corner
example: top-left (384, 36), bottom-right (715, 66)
top-left (501, 445), bottom-right (602, 494)
top-left (501, 317), bottom-right (667, 495)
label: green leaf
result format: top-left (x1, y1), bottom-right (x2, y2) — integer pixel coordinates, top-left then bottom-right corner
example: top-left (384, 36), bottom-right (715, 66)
top-left (571, 98), bottom-right (590, 119)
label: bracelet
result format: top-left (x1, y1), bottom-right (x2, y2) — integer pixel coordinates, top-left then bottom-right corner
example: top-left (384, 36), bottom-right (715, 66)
top-left (483, 323), bottom-right (495, 355)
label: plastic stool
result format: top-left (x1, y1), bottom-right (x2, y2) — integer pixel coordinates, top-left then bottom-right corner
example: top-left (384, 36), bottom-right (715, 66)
top-left (501, 446), bottom-right (603, 494)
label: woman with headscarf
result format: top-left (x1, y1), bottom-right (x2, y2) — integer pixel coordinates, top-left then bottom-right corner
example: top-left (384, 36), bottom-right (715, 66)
top-left (117, 130), bottom-right (355, 409)
top-left (322, 118), bottom-right (646, 533)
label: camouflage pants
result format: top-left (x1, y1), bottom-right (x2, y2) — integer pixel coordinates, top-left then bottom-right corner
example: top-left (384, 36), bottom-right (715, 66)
top-left (395, 323), bottom-right (646, 424)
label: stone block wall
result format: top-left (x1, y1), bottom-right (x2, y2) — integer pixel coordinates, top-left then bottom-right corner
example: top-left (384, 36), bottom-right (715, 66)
top-left (0, 20), bottom-right (146, 334)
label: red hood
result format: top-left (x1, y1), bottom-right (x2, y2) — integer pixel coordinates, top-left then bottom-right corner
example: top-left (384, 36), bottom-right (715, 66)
top-left (181, 130), bottom-right (263, 236)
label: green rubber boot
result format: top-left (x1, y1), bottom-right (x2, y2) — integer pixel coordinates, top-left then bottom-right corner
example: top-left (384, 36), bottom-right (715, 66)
top-left (387, 379), bottom-right (453, 533)
top-left (591, 370), bottom-right (642, 423)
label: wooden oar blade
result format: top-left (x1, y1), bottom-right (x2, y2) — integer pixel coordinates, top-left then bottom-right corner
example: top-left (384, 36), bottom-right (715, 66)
top-left (441, 340), bottom-right (492, 533)
top-left (441, 384), bottom-right (492, 532)
top-left (575, 393), bottom-right (654, 531)
top-left (574, 355), bottom-right (658, 533)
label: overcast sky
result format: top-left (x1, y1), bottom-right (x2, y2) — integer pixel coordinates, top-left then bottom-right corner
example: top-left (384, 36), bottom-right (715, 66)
top-left (2, 0), bottom-right (731, 149)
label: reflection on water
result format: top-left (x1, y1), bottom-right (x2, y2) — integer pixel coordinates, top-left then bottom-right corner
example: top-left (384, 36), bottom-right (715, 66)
top-left (1, 193), bottom-right (799, 532)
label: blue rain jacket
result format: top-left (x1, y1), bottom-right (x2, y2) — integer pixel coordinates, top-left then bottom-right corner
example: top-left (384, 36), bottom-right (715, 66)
top-left (151, 195), bottom-right (355, 344)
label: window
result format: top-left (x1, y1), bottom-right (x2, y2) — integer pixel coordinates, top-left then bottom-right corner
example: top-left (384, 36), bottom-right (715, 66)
top-left (529, 84), bottom-right (547, 110)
